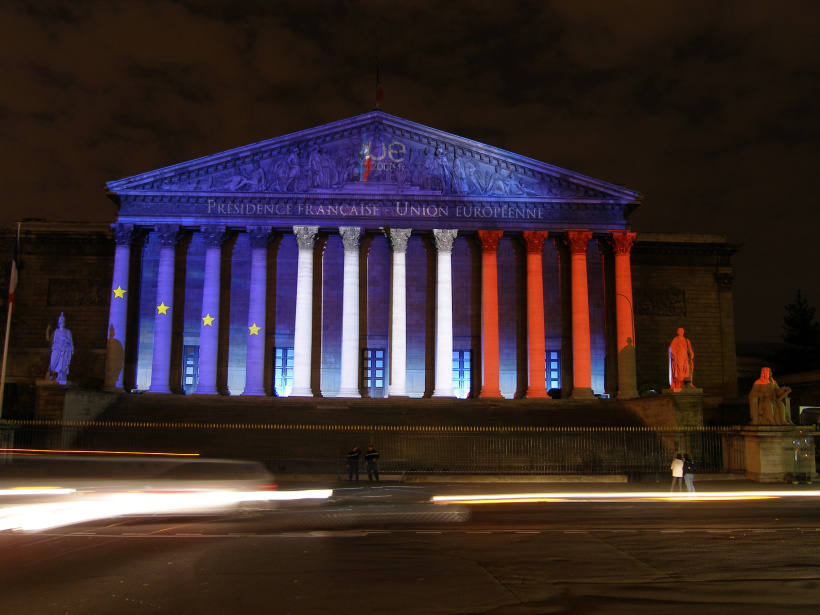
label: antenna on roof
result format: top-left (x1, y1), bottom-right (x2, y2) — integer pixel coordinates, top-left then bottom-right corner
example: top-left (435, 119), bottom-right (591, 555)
top-left (374, 54), bottom-right (383, 110)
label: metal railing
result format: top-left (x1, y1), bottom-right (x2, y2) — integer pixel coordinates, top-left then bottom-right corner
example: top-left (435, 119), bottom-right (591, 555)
top-left (0, 421), bottom-right (750, 478)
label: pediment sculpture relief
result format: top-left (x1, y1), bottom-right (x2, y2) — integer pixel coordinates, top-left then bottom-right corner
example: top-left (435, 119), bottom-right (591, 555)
top-left (147, 136), bottom-right (588, 198)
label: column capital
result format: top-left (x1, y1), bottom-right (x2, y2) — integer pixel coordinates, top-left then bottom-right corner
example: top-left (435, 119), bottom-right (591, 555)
top-left (339, 226), bottom-right (362, 252)
top-left (294, 225), bottom-right (319, 250)
top-left (477, 230), bottom-right (503, 253)
top-left (112, 223), bottom-right (136, 246)
top-left (433, 228), bottom-right (458, 253)
top-left (608, 231), bottom-right (637, 255)
top-left (155, 224), bottom-right (181, 247)
top-left (388, 228), bottom-right (412, 253)
top-left (566, 230), bottom-right (592, 254)
top-left (201, 225), bottom-right (228, 248)
top-left (522, 230), bottom-right (549, 254)
top-left (247, 225), bottom-right (274, 249)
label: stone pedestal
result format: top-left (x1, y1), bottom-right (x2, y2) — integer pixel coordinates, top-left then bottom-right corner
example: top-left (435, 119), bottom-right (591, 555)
top-left (34, 379), bottom-right (72, 421)
top-left (661, 388), bottom-right (704, 427)
top-left (743, 426), bottom-right (816, 483)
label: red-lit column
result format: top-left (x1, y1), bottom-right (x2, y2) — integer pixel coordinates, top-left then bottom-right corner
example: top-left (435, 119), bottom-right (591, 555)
top-left (567, 230), bottom-right (594, 399)
top-left (608, 231), bottom-right (638, 398)
top-left (522, 231), bottom-right (549, 398)
top-left (477, 230), bottom-right (503, 398)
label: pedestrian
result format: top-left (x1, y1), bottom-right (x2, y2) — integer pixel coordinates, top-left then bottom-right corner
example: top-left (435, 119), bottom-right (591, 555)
top-left (683, 453), bottom-right (696, 493)
top-left (364, 445), bottom-right (380, 482)
top-left (670, 453), bottom-right (684, 492)
top-left (346, 445), bottom-right (361, 481)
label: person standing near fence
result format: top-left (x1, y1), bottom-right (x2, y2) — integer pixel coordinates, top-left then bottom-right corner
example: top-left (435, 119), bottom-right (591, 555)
top-left (670, 453), bottom-right (684, 492)
top-left (364, 445), bottom-right (380, 482)
top-left (346, 445), bottom-right (361, 481)
top-left (683, 453), bottom-right (696, 493)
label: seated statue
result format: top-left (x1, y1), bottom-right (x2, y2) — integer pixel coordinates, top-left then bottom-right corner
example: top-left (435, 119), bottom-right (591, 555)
top-left (748, 367), bottom-right (793, 425)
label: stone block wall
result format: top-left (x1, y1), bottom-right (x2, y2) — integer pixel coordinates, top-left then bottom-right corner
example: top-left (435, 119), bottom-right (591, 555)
top-left (0, 222), bottom-right (113, 388)
top-left (631, 233), bottom-right (740, 400)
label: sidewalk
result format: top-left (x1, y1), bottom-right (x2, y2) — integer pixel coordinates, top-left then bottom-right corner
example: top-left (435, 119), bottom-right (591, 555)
top-left (276, 473), bottom-right (820, 494)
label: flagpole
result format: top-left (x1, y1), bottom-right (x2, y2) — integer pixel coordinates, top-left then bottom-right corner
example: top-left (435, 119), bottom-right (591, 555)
top-left (0, 221), bottom-right (20, 421)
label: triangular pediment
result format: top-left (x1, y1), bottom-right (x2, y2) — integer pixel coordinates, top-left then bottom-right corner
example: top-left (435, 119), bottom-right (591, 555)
top-left (106, 112), bottom-right (639, 204)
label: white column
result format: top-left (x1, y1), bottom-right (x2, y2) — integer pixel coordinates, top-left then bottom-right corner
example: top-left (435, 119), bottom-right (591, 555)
top-left (337, 226), bottom-right (362, 398)
top-left (104, 223), bottom-right (135, 392)
top-left (388, 228), bottom-right (411, 397)
top-left (243, 226), bottom-right (273, 396)
top-left (432, 229), bottom-right (457, 397)
top-left (195, 225), bottom-right (227, 395)
top-left (291, 225), bottom-right (319, 397)
top-left (148, 225), bottom-right (180, 394)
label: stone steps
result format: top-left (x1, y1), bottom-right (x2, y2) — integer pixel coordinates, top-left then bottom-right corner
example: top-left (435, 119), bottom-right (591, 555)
top-left (97, 394), bottom-right (645, 428)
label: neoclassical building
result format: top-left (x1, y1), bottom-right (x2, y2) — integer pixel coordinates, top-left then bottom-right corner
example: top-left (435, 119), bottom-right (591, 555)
top-left (90, 111), bottom-right (736, 401)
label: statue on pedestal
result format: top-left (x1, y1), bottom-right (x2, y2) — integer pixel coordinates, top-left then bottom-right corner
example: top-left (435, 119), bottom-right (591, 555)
top-left (668, 328), bottom-right (695, 392)
top-left (748, 367), bottom-right (793, 425)
top-left (46, 312), bottom-right (74, 385)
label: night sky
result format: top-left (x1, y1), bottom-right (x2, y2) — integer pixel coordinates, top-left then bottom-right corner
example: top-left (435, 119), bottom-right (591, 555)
top-left (2, 1), bottom-right (818, 344)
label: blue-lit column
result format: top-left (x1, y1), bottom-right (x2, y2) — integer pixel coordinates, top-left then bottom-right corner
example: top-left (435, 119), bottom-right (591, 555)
top-left (338, 226), bottom-right (362, 398)
top-left (291, 225), bottom-right (319, 397)
top-left (243, 226), bottom-right (274, 396)
top-left (194, 225), bottom-right (227, 395)
top-left (148, 224), bottom-right (180, 394)
top-left (388, 228), bottom-right (412, 397)
top-left (104, 223), bottom-right (135, 392)
top-left (432, 229), bottom-right (457, 397)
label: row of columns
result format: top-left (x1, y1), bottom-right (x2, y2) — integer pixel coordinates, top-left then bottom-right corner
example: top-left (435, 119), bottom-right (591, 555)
top-left (104, 223), bottom-right (638, 399)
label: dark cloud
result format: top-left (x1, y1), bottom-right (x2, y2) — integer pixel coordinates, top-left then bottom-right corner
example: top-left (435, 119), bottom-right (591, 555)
top-left (1, 0), bottom-right (819, 342)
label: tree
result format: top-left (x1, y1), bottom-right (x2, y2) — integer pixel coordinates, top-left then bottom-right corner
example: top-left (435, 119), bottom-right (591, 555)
top-left (778, 290), bottom-right (820, 373)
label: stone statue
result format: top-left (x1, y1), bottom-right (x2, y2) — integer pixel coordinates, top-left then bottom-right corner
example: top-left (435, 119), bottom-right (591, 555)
top-left (46, 312), bottom-right (74, 384)
top-left (668, 327), bottom-right (694, 391)
top-left (748, 367), bottom-right (793, 425)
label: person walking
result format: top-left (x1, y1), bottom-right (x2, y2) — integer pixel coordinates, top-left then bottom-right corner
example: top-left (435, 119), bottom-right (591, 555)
top-left (670, 453), bottom-right (684, 492)
top-left (364, 445), bottom-right (380, 482)
top-left (346, 445), bottom-right (361, 481)
top-left (683, 453), bottom-right (696, 493)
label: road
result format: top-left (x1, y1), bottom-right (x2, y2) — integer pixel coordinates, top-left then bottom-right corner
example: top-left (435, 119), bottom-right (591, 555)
top-left (1, 481), bottom-right (819, 614)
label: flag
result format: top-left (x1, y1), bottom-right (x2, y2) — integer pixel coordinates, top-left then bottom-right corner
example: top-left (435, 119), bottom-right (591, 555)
top-left (8, 234), bottom-right (18, 313)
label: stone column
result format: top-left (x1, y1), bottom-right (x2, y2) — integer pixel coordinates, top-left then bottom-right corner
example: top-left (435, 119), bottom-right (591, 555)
top-left (194, 225), bottom-right (227, 395)
top-left (522, 231), bottom-right (550, 398)
top-left (338, 226), bottom-right (362, 398)
top-left (567, 231), bottom-right (595, 399)
top-left (477, 230), bottom-right (503, 398)
top-left (608, 232), bottom-right (639, 398)
top-left (243, 226), bottom-right (274, 396)
top-left (148, 224), bottom-right (180, 394)
top-left (388, 229), bottom-right (412, 397)
top-left (291, 225), bottom-right (319, 397)
top-left (104, 223), bottom-right (135, 392)
top-left (432, 229), bottom-right (457, 398)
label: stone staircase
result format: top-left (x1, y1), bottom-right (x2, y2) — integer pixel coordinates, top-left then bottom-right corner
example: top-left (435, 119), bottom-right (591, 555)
top-left (97, 394), bottom-right (646, 428)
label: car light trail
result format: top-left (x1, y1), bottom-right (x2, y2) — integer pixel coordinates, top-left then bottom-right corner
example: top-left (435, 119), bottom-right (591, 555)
top-left (431, 491), bottom-right (819, 505)
top-left (0, 487), bottom-right (76, 496)
top-left (0, 488), bottom-right (332, 531)
top-left (0, 448), bottom-right (200, 456)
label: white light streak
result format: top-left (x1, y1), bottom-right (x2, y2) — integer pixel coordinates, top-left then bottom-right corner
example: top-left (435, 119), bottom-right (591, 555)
top-left (0, 488), bottom-right (332, 532)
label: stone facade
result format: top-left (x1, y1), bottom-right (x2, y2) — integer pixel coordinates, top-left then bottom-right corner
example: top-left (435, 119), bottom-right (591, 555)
top-left (631, 233), bottom-right (740, 400)
top-left (0, 112), bottom-right (742, 418)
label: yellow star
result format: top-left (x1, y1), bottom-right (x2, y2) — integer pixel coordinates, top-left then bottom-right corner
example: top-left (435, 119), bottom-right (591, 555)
top-left (157, 302), bottom-right (169, 315)
top-left (249, 323), bottom-right (261, 336)
top-left (202, 313), bottom-right (215, 326)
top-left (113, 285), bottom-right (127, 299)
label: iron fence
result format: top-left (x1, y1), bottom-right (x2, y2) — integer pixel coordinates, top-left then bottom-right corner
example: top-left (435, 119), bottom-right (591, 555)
top-left (0, 420), bottom-right (749, 478)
